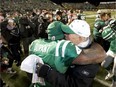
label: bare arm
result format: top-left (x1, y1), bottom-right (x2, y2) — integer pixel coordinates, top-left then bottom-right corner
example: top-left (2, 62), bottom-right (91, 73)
top-left (72, 42), bottom-right (106, 65)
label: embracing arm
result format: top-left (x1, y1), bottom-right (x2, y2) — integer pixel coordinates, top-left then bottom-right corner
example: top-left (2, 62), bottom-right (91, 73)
top-left (36, 63), bottom-right (72, 87)
top-left (72, 42), bottom-right (106, 65)
top-left (36, 42), bottom-right (104, 87)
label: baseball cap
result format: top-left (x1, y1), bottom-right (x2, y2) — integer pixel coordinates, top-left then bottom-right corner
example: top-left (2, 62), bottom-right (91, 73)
top-left (47, 21), bottom-right (64, 40)
top-left (61, 20), bottom-right (91, 37)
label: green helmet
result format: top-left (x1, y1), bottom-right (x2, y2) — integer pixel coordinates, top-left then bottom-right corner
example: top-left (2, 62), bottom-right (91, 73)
top-left (47, 21), bottom-right (65, 40)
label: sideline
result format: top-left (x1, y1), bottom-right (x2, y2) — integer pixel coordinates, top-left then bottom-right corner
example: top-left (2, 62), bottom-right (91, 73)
top-left (94, 77), bottom-right (111, 87)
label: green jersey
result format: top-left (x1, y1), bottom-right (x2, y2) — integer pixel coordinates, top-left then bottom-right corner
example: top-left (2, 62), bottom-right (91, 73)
top-left (29, 39), bottom-right (82, 74)
top-left (93, 19), bottom-right (105, 39)
top-left (102, 27), bottom-right (116, 53)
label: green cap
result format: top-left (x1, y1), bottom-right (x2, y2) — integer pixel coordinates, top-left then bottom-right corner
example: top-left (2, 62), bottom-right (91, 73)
top-left (102, 27), bottom-right (115, 42)
top-left (47, 21), bottom-right (64, 40)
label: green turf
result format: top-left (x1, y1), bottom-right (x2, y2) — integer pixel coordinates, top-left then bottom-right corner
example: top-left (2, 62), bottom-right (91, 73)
top-left (1, 64), bottom-right (110, 87)
top-left (1, 64), bottom-right (31, 87)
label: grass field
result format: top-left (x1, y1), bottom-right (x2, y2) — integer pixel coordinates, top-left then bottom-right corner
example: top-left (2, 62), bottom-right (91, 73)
top-left (1, 10), bottom-right (116, 87)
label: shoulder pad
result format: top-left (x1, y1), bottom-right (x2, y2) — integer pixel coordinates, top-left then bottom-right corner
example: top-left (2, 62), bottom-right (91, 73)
top-left (55, 40), bottom-right (71, 57)
top-left (94, 22), bottom-right (101, 29)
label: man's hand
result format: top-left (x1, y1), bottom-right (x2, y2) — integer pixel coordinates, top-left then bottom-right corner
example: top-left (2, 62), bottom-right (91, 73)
top-left (36, 63), bottom-right (51, 78)
top-left (36, 62), bottom-right (43, 76)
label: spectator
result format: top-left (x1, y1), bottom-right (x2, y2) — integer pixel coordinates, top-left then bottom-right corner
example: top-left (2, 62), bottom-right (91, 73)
top-left (0, 35), bottom-right (16, 74)
top-left (19, 14), bottom-right (36, 56)
top-left (67, 9), bottom-right (77, 25)
top-left (0, 11), bottom-right (4, 23)
top-left (77, 9), bottom-right (86, 20)
top-left (6, 19), bottom-right (21, 66)
top-left (54, 10), bottom-right (68, 24)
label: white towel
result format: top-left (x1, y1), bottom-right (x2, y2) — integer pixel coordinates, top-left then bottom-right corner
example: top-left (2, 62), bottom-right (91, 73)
top-left (20, 54), bottom-right (45, 85)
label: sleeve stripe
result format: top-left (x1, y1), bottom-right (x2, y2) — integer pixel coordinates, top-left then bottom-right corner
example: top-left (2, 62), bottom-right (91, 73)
top-left (103, 30), bottom-right (114, 39)
top-left (106, 32), bottom-right (115, 40)
top-left (62, 41), bottom-right (70, 57)
top-left (55, 40), bottom-right (64, 56)
top-left (104, 31), bottom-right (115, 40)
